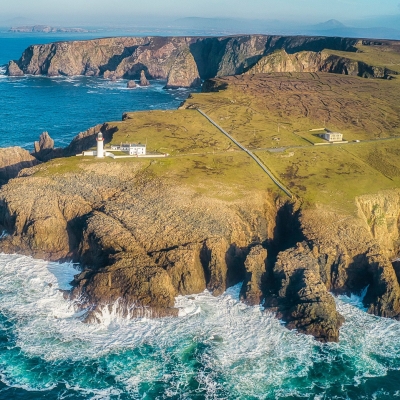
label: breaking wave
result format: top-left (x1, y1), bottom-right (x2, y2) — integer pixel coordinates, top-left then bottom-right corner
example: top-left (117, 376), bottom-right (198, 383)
top-left (0, 253), bottom-right (400, 399)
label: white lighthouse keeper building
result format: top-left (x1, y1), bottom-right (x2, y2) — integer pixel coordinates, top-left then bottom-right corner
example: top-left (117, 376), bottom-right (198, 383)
top-left (96, 131), bottom-right (104, 158)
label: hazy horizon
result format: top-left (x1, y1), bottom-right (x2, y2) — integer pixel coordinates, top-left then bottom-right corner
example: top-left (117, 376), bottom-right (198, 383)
top-left (1, 0), bottom-right (400, 27)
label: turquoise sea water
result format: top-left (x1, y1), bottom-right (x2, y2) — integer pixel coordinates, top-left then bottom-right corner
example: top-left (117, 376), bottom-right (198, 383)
top-left (0, 31), bottom-right (192, 149)
top-left (1, 32), bottom-right (400, 399)
top-left (1, 255), bottom-right (400, 399)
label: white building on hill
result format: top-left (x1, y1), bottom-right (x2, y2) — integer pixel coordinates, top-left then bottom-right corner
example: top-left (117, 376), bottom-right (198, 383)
top-left (321, 132), bottom-right (343, 142)
top-left (111, 143), bottom-right (147, 155)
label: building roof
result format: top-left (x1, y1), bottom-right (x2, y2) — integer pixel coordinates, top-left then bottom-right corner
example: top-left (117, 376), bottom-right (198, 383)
top-left (119, 143), bottom-right (146, 147)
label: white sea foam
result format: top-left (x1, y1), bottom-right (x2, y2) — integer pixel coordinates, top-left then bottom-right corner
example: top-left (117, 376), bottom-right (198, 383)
top-left (0, 253), bottom-right (400, 398)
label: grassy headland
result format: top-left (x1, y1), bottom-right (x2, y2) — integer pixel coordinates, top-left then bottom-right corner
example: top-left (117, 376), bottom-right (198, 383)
top-left (34, 65), bottom-right (400, 212)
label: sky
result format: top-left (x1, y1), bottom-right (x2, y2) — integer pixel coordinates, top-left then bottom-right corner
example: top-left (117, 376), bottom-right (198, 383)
top-left (1, 0), bottom-right (400, 26)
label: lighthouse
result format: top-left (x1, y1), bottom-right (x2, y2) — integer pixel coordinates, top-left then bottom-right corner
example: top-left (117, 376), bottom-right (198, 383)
top-left (96, 131), bottom-right (104, 158)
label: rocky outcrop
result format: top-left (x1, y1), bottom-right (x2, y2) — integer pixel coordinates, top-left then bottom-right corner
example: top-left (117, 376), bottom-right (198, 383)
top-left (6, 35), bottom-right (361, 86)
top-left (127, 80), bottom-right (136, 88)
top-left (63, 123), bottom-right (117, 157)
top-left (165, 49), bottom-right (201, 88)
top-left (33, 131), bottom-right (56, 161)
top-left (264, 242), bottom-right (345, 342)
top-left (240, 245), bottom-right (267, 306)
top-left (6, 60), bottom-right (23, 76)
top-left (153, 243), bottom-right (206, 295)
top-left (246, 49), bottom-right (398, 79)
top-left (71, 253), bottom-right (179, 320)
top-left (300, 204), bottom-right (400, 322)
top-left (0, 147), bottom-right (40, 185)
top-left (0, 160), bottom-right (277, 321)
top-left (139, 70), bottom-right (150, 86)
top-left (356, 190), bottom-right (400, 258)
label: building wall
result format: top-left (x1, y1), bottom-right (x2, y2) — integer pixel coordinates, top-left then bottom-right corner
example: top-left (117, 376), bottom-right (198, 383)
top-left (322, 133), bottom-right (343, 142)
top-left (129, 146), bottom-right (146, 155)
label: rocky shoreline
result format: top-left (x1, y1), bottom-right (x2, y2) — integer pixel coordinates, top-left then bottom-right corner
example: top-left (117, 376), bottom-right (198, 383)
top-left (0, 118), bottom-right (399, 342)
top-left (2, 36), bottom-right (400, 342)
top-left (8, 34), bottom-right (398, 88)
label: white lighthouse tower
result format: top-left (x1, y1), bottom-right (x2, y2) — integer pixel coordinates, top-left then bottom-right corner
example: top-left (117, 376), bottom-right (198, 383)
top-left (96, 131), bottom-right (104, 158)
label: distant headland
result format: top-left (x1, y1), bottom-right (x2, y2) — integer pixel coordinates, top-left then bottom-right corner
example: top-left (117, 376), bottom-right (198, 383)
top-left (6, 35), bottom-right (399, 88)
top-left (9, 25), bottom-right (91, 33)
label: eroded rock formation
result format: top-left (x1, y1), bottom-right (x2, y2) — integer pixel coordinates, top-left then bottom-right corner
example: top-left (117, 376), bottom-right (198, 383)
top-left (0, 147), bottom-right (40, 185)
top-left (165, 49), bottom-right (201, 88)
top-left (0, 160), bottom-right (277, 322)
top-left (264, 242), bottom-right (345, 342)
top-left (0, 149), bottom-right (400, 342)
top-left (245, 49), bottom-right (397, 79)
top-left (240, 245), bottom-right (267, 306)
top-left (127, 80), bottom-right (137, 88)
top-left (139, 70), bottom-right (150, 86)
top-left (6, 35), bottom-right (361, 87)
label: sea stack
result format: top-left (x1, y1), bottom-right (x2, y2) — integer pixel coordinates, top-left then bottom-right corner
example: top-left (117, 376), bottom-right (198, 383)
top-left (140, 70), bottom-right (150, 86)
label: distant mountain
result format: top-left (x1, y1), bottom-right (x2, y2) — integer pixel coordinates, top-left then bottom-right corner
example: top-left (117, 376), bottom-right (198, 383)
top-left (311, 19), bottom-right (346, 30)
top-left (172, 17), bottom-right (400, 40)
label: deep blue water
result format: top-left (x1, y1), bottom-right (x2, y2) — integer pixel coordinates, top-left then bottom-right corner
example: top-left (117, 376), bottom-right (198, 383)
top-left (0, 31), bottom-right (192, 149)
top-left (1, 32), bottom-right (400, 400)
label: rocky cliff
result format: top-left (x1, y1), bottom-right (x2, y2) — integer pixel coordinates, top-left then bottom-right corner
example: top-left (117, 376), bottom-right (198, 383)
top-left (0, 146), bottom-right (400, 342)
top-left (245, 49), bottom-right (397, 78)
top-left (7, 35), bottom-right (361, 86)
top-left (0, 159), bottom-right (282, 321)
top-left (0, 147), bottom-right (40, 185)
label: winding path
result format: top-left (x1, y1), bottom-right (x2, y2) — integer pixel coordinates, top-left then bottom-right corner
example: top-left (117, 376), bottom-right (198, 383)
top-left (197, 109), bottom-right (293, 199)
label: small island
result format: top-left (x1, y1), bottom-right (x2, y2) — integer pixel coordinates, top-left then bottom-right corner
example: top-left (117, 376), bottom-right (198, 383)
top-left (9, 25), bottom-right (90, 33)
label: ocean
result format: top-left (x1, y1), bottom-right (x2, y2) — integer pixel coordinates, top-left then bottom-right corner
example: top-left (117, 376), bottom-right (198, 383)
top-left (0, 31), bottom-right (192, 149)
top-left (1, 31), bottom-right (400, 400)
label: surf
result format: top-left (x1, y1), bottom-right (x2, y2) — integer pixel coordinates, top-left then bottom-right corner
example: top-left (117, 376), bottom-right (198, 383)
top-left (1, 253), bottom-right (400, 399)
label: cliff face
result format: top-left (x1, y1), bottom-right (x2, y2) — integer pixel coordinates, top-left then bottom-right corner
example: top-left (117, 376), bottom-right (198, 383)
top-left (7, 35), bottom-right (360, 86)
top-left (165, 48), bottom-right (201, 88)
top-left (0, 160), bottom-right (280, 320)
top-left (0, 147), bottom-right (40, 185)
top-left (246, 49), bottom-right (397, 78)
top-left (0, 149), bottom-right (400, 341)
top-left (299, 202), bottom-right (400, 320)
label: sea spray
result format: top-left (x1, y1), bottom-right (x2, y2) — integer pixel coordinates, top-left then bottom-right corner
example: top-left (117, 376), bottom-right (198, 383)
top-left (1, 253), bottom-right (400, 399)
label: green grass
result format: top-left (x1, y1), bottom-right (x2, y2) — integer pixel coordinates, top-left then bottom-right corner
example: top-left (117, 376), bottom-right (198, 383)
top-left (185, 73), bottom-right (400, 145)
top-left (110, 109), bottom-right (233, 156)
top-left (255, 139), bottom-right (400, 213)
top-left (33, 71), bottom-right (400, 211)
top-left (327, 44), bottom-right (400, 74)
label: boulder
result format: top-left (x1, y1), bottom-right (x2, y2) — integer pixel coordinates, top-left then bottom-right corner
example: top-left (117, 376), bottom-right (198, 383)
top-left (127, 80), bottom-right (137, 88)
